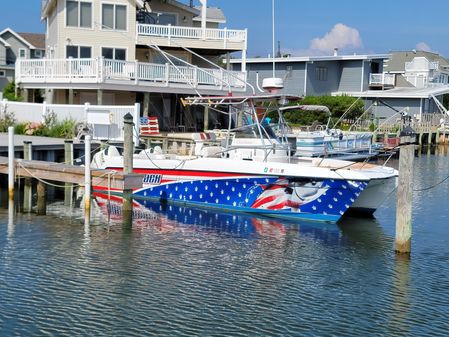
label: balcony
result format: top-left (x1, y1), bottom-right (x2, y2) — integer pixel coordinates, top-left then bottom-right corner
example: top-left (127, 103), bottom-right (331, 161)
top-left (16, 58), bottom-right (246, 93)
top-left (136, 24), bottom-right (247, 52)
top-left (369, 73), bottom-right (395, 88)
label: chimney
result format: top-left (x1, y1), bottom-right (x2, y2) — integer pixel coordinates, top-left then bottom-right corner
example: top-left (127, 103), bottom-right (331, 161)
top-left (333, 48), bottom-right (339, 56)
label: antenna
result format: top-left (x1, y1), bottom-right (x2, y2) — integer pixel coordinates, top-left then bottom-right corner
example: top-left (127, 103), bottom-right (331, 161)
top-left (272, 0), bottom-right (275, 77)
top-left (262, 0), bottom-right (284, 93)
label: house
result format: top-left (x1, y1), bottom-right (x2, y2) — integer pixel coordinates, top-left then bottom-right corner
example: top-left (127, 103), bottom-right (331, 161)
top-left (230, 51), bottom-right (449, 122)
top-left (384, 51), bottom-right (449, 88)
top-left (229, 54), bottom-right (390, 97)
top-left (15, 0), bottom-right (248, 131)
top-left (0, 28), bottom-right (45, 92)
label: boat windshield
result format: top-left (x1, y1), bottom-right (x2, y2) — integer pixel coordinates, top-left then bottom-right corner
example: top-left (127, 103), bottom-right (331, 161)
top-left (234, 118), bottom-right (278, 140)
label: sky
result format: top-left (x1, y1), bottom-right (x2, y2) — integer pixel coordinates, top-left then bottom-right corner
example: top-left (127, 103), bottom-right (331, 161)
top-left (2, 0), bottom-right (449, 58)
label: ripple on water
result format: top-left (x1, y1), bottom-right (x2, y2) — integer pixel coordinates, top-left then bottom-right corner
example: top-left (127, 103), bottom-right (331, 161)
top-left (1, 152), bottom-right (449, 336)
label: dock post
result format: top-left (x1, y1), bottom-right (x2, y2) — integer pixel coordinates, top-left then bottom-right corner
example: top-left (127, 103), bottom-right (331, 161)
top-left (23, 141), bottom-right (33, 212)
top-left (123, 113), bottom-right (134, 227)
top-left (64, 140), bottom-right (74, 207)
top-left (84, 135), bottom-right (91, 221)
top-left (8, 127), bottom-right (14, 200)
top-left (395, 116), bottom-right (416, 255)
top-left (37, 181), bottom-right (46, 215)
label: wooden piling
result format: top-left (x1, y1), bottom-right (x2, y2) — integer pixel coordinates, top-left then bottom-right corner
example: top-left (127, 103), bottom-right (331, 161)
top-left (84, 135), bottom-right (91, 220)
top-left (122, 113), bottom-right (134, 227)
top-left (395, 122), bottom-right (416, 255)
top-left (23, 141), bottom-right (33, 212)
top-left (8, 127), bottom-right (14, 200)
top-left (64, 140), bottom-right (74, 207)
top-left (37, 180), bottom-right (46, 215)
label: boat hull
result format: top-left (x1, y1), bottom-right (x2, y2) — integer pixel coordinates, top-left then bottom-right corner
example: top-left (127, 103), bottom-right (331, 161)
top-left (94, 167), bottom-right (367, 223)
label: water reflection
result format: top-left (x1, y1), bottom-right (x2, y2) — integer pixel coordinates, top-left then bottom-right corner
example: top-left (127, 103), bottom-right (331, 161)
top-left (386, 255), bottom-right (411, 337)
top-left (91, 192), bottom-right (389, 250)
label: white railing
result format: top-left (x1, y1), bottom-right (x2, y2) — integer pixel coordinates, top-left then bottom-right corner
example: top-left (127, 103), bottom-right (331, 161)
top-left (16, 58), bottom-right (246, 91)
top-left (369, 73), bottom-right (395, 86)
top-left (405, 58), bottom-right (439, 71)
top-left (404, 75), bottom-right (427, 88)
top-left (0, 99), bottom-right (140, 143)
top-left (137, 23), bottom-right (247, 45)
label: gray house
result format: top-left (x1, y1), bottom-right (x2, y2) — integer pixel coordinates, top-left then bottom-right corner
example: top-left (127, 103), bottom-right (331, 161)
top-left (230, 54), bottom-right (389, 97)
top-left (0, 28), bottom-right (45, 92)
top-left (231, 52), bottom-right (449, 121)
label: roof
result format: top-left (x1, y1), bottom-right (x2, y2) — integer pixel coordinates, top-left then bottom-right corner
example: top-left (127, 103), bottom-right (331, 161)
top-left (0, 28), bottom-right (35, 49)
top-left (0, 37), bottom-right (11, 47)
top-left (348, 85), bottom-right (449, 99)
top-left (385, 51), bottom-right (449, 72)
top-left (193, 6), bottom-right (226, 23)
top-left (230, 54), bottom-right (391, 64)
top-left (18, 33), bottom-right (45, 49)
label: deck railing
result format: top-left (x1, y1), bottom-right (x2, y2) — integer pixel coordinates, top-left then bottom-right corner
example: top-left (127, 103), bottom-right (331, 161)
top-left (369, 73), bottom-right (395, 87)
top-left (137, 23), bottom-right (247, 47)
top-left (16, 58), bottom-right (246, 91)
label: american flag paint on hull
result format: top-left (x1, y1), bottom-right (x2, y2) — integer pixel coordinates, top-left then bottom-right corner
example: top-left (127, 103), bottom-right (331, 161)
top-left (94, 168), bottom-right (367, 223)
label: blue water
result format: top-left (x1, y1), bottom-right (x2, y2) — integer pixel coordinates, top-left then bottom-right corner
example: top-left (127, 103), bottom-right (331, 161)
top-left (1, 149), bottom-right (449, 336)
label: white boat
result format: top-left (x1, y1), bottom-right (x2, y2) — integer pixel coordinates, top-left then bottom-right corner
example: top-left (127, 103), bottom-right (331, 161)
top-left (91, 95), bottom-right (382, 223)
top-left (277, 105), bottom-right (381, 160)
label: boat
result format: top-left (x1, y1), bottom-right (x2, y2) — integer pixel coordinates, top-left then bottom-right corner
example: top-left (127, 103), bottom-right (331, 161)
top-left (274, 105), bottom-right (382, 161)
top-left (91, 94), bottom-right (375, 223)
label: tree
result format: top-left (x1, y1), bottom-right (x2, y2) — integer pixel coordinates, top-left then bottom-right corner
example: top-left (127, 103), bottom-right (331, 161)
top-left (2, 81), bottom-right (22, 101)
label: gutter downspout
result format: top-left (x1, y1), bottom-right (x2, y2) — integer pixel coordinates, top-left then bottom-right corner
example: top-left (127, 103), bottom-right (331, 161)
top-left (304, 62), bottom-right (308, 96)
top-left (360, 60), bottom-right (365, 92)
top-left (200, 0), bottom-right (207, 40)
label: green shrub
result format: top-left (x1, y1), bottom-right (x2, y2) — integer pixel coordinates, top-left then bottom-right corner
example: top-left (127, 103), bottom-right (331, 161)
top-left (272, 95), bottom-right (365, 127)
top-left (14, 122), bottom-right (28, 134)
top-left (2, 81), bottom-right (22, 101)
top-left (0, 111), bottom-right (16, 132)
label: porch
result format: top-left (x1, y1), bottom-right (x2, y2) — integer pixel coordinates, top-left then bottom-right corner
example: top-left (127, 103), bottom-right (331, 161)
top-left (15, 58), bottom-right (247, 93)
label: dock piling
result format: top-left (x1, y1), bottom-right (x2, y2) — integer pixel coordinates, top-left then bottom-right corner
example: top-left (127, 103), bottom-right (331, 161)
top-left (37, 180), bottom-right (46, 215)
top-left (122, 113), bottom-right (134, 227)
top-left (84, 135), bottom-right (91, 220)
top-left (23, 141), bottom-right (33, 212)
top-left (8, 127), bottom-right (14, 200)
top-left (64, 140), bottom-right (74, 207)
top-left (395, 117), bottom-right (416, 255)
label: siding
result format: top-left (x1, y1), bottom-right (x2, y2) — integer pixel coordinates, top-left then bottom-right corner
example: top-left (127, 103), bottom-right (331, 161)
top-left (53, 0), bottom-right (137, 60)
top-left (0, 45), bottom-right (5, 64)
top-left (338, 60), bottom-right (362, 92)
top-left (244, 62), bottom-right (305, 96)
top-left (368, 98), bottom-right (422, 119)
top-left (306, 61), bottom-right (340, 95)
top-left (1, 31), bottom-right (30, 63)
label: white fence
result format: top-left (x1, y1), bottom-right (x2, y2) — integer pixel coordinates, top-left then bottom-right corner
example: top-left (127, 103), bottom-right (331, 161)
top-left (0, 99), bottom-right (140, 144)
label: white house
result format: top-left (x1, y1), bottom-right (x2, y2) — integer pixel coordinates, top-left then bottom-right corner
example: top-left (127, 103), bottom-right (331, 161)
top-left (15, 0), bottom-right (248, 131)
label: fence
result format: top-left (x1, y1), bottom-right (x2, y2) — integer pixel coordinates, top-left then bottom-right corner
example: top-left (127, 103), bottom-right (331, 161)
top-left (0, 99), bottom-right (140, 144)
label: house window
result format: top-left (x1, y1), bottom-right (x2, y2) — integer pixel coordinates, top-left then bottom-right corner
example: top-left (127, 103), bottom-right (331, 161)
top-left (102, 4), bottom-right (127, 30)
top-left (66, 45), bottom-right (92, 58)
top-left (18, 48), bottom-right (27, 59)
top-left (102, 47), bottom-right (126, 60)
top-left (316, 66), bottom-right (328, 81)
top-left (34, 50), bottom-right (43, 58)
top-left (147, 12), bottom-right (177, 25)
top-left (0, 70), bottom-right (5, 78)
top-left (66, 0), bottom-right (92, 28)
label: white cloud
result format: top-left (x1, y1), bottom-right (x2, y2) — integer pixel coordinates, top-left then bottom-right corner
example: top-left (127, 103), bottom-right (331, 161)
top-left (416, 42), bottom-right (431, 52)
top-left (309, 23), bottom-right (362, 54)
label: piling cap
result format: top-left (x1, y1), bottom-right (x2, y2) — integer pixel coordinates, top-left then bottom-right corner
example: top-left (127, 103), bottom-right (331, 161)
top-left (400, 125), bottom-right (415, 137)
top-left (124, 112), bottom-right (134, 122)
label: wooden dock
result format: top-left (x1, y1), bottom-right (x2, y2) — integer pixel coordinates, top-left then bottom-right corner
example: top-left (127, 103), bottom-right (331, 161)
top-left (0, 156), bottom-right (142, 190)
